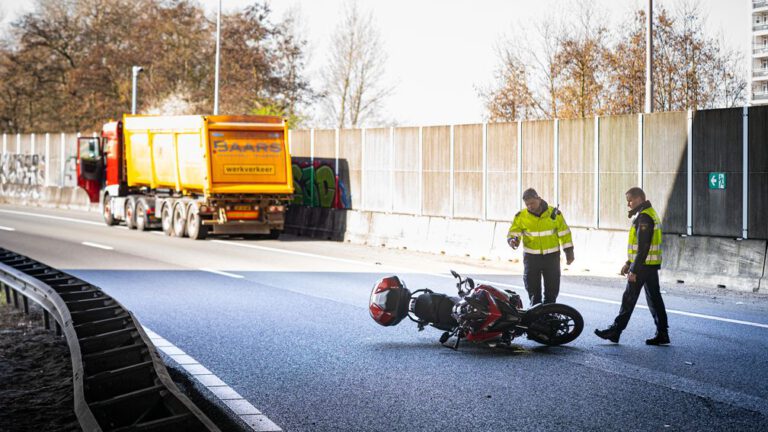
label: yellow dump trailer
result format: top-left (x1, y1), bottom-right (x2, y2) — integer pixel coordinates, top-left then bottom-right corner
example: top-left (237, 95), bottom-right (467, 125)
top-left (87, 114), bottom-right (293, 240)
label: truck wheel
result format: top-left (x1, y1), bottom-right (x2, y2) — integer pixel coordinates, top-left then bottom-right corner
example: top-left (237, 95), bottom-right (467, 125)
top-left (186, 206), bottom-right (208, 240)
top-left (172, 203), bottom-right (187, 238)
top-left (125, 197), bottom-right (137, 230)
top-left (102, 194), bottom-right (117, 226)
top-left (267, 230), bottom-right (281, 240)
top-left (161, 204), bottom-right (174, 236)
top-left (136, 199), bottom-right (149, 231)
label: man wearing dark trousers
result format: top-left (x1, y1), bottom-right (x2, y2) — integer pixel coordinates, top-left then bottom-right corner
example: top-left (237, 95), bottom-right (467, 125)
top-left (595, 187), bottom-right (670, 345)
top-left (507, 188), bottom-right (574, 305)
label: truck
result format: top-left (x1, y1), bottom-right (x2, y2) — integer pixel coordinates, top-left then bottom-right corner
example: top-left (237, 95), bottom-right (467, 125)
top-left (76, 114), bottom-right (293, 240)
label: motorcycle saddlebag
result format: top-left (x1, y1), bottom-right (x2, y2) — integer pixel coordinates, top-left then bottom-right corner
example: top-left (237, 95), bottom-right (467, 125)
top-left (369, 276), bottom-right (411, 326)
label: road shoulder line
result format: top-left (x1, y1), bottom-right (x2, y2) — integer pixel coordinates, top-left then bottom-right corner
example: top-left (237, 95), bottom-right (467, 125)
top-left (142, 326), bottom-right (282, 432)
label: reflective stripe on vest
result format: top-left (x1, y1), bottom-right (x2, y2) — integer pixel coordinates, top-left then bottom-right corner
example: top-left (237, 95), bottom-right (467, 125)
top-left (627, 207), bottom-right (663, 265)
top-left (508, 206), bottom-right (573, 255)
top-left (524, 246), bottom-right (561, 255)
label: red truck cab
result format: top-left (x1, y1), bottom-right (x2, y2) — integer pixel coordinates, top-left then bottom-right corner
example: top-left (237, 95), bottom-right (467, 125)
top-left (76, 121), bottom-right (124, 203)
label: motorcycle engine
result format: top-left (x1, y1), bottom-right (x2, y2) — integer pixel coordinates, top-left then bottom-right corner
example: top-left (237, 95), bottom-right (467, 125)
top-left (452, 294), bottom-right (490, 330)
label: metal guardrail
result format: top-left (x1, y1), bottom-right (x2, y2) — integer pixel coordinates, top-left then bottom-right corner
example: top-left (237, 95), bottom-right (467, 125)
top-left (0, 247), bottom-right (221, 432)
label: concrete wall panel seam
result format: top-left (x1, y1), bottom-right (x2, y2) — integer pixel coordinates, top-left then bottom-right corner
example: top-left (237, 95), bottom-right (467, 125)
top-left (482, 122), bottom-right (487, 221)
top-left (361, 128), bottom-right (366, 211)
top-left (419, 126), bottom-right (423, 216)
top-left (742, 106), bottom-right (748, 239)
top-left (687, 109), bottom-right (693, 236)
top-left (450, 124), bottom-right (454, 219)
top-left (334, 128), bottom-right (339, 176)
top-left (517, 121), bottom-right (522, 205)
top-left (594, 116), bottom-right (599, 229)
top-left (638, 114), bottom-right (643, 189)
top-left (554, 119), bottom-right (559, 205)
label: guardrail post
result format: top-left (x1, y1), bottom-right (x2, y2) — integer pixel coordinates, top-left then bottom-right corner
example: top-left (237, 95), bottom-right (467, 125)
top-left (44, 309), bottom-right (51, 330)
top-left (22, 295), bottom-right (29, 315)
top-left (2, 282), bottom-right (9, 304)
top-left (55, 322), bottom-right (61, 336)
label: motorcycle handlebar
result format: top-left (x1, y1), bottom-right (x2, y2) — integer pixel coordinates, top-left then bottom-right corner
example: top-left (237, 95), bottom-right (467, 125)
top-left (450, 270), bottom-right (475, 296)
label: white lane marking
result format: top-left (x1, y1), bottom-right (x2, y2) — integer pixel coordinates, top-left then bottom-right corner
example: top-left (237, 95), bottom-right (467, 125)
top-left (200, 268), bottom-right (244, 279)
top-left (5, 207), bottom-right (765, 329)
top-left (0, 225), bottom-right (16, 231)
top-left (474, 280), bottom-right (768, 330)
top-left (214, 240), bottom-right (768, 330)
top-left (82, 241), bottom-right (114, 250)
top-left (566, 351), bottom-right (768, 417)
top-left (142, 327), bottom-right (282, 432)
top-left (0, 209), bottom-right (102, 226)
top-left (212, 240), bottom-right (370, 266)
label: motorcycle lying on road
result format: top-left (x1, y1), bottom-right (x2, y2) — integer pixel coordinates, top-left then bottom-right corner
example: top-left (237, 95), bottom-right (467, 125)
top-left (369, 271), bottom-right (583, 348)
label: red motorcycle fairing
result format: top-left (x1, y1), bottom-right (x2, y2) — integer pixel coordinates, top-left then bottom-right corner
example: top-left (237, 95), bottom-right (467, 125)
top-left (462, 286), bottom-right (503, 343)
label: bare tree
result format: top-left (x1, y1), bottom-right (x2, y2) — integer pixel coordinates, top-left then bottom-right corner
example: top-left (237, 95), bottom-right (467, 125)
top-left (479, 45), bottom-right (534, 122)
top-left (320, 1), bottom-right (391, 128)
top-left (481, 13), bottom-right (565, 121)
top-left (555, 2), bottom-right (609, 118)
top-left (604, 10), bottom-right (646, 114)
top-left (528, 19), bottom-right (564, 118)
top-left (485, 0), bottom-right (747, 121)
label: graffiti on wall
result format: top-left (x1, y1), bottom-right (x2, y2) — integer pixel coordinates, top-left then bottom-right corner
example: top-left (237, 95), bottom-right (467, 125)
top-left (0, 153), bottom-right (45, 185)
top-left (291, 157), bottom-right (350, 208)
top-left (0, 153), bottom-right (46, 199)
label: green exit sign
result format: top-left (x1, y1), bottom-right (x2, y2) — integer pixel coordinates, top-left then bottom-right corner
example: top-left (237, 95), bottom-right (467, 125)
top-left (708, 172), bottom-right (726, 190)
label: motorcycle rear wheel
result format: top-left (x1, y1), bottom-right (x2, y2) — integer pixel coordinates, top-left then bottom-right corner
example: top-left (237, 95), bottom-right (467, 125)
top-left (525, 303), bottom-right (584, 346)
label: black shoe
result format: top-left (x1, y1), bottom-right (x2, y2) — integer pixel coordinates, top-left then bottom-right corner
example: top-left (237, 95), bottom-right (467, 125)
top-left (645, 332), bottom-right (670, 345)
top-left (594, 327), bottom-right (621, 343)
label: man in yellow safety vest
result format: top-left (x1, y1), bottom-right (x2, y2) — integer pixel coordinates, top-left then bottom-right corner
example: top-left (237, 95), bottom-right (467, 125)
top-left (507, 188), bottom-right (574, 305)
top-left (595, 187), bottom-right (670, 345)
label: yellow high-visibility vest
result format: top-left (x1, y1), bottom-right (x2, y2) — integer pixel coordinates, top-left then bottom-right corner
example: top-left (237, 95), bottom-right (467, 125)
top-left (628, 207), bottom-right (663, 265)
top-left (508, 207), bottom-right (573, 255)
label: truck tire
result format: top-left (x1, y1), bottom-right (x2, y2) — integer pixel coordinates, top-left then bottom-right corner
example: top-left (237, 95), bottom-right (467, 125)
top-left (102, 194), bottom-right (117, 226)
top-left (267, 230), bottom-right (281, 240)
top-left (172, 203), bottom-right (187, 238)
top-left (136, 198), bottom-right (150, 231)
top-left (186, 205), bottom-right (208, 240)
top-left (125, 197), bottom-right (137, 230)
top-left (161, 203), bottom-right (174, 236)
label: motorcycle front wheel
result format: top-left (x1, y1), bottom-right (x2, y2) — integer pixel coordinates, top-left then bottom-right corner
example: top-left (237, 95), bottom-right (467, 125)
top-left (524, 303), bottom-right (584, 346)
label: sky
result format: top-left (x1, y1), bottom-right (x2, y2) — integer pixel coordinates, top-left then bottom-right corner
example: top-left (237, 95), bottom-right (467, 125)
top-left (0, 0), bottom-right (752, 126)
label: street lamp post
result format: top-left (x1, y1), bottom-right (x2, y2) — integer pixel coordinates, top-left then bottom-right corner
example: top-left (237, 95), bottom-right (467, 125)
top-left (645, 0), bottom-right (653, 113)
top-left (131, 66), bottom-right (144, 115)
top-left (213, 0), bottom-right (221, 115)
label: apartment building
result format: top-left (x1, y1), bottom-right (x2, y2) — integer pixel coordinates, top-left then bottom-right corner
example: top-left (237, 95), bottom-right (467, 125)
top-left (753, 0), bottom-right (768, 104)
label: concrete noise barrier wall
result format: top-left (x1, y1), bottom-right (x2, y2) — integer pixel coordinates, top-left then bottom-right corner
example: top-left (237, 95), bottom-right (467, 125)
top-left (0, 185), bottom-right (92, 211)
top-left (289, 208), bottom-right (766, 293)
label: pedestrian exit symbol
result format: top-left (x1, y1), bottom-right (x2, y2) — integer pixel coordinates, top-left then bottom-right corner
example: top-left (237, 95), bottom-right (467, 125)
top-left (708, 172), bottom-right (726, 190)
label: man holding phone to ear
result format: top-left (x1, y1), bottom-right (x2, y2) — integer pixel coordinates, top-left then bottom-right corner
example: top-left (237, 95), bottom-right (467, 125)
top-left (507, 188), bottom-right (574, 306)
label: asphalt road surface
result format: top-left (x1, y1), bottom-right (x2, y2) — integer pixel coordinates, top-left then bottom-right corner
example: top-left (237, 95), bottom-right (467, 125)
top-left (2, 204), bottom-right (767, 431)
